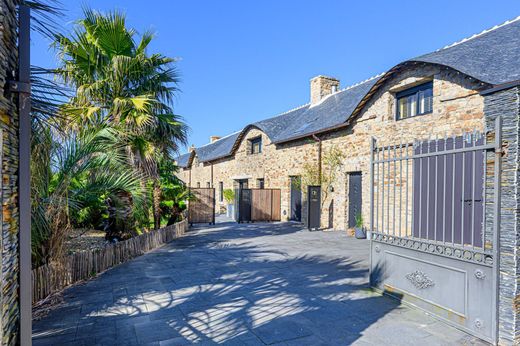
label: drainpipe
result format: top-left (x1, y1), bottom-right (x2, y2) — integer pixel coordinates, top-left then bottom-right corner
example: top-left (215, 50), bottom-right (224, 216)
top-left (188, 168), bottom-right (192, 188)
top-left (312, 134), bottom-right (322, 184)
top-left (211, 163), bottom-right (214, 187)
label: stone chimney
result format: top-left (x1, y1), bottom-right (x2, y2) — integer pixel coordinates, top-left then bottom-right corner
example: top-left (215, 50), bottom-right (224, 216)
top-left (210, 136), bottom-right (221, 143)
top-left (310, 75), bottom-right (340, 105)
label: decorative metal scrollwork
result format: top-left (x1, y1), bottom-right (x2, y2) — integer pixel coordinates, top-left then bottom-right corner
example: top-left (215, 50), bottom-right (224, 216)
top-left (474, 269), bottom-right (486, 280)
top-left (371, 232), bottom-right (494, 266)
top-left (474, 319), bottom-right (484, 329)
top-left (406, 270), bottom-right (435, 289)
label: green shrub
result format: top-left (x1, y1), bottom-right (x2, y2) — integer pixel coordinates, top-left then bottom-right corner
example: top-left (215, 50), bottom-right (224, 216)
top-left (223, 189), bottom-right (235, 203)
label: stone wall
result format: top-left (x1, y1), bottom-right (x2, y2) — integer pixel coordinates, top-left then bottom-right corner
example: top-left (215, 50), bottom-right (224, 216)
top-left (180, 64), bottom-right (486, 233)
top-left (0, 0), bottom-right (20, 344)
top-left (483, 86), bottom-right (520, 345)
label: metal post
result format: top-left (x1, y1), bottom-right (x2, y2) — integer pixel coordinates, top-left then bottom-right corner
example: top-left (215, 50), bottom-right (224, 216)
top-left (369, 138), bottom-right (375, 237)
top-left (17, 5), bottom-right (32, 346)
top-left (492, 116), bottom-right (502, 344)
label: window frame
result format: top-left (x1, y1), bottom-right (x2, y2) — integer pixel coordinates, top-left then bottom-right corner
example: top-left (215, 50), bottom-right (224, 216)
top-left (395, 81), bottom-right (433, 120)
top-left (257, 178), bottom-right (265, 189)
top-left (249, 136), bottom-right (262, 155)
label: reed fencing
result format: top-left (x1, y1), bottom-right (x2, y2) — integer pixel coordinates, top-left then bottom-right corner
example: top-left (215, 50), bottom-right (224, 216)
top-left (32, 220), bottom-right (188, 304)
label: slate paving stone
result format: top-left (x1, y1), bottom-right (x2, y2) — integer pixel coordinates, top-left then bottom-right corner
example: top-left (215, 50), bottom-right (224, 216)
top-left (134, 319), bottom-right (185, 344)
top-left (251, 319), bottom-right (313, 345)
top-left (33, 221), bottom-right (486, 345)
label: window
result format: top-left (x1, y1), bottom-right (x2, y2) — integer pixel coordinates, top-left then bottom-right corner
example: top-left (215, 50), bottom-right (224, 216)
top-left (249, 136), bottom-right (262, 154)
top-left (197, 182), bottom-right (200, 188)
top-left (219, 182), bottom-right (224, 202)
top-left (207, 182), bottom-right (211, 188)
top-left (396, 81), bottom-right (433, 120)
top-left (257, 178), bottom-right (265, 189)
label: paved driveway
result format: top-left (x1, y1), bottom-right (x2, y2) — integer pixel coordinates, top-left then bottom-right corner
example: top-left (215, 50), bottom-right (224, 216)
top-left (33, 221), bottom-right (485, 345)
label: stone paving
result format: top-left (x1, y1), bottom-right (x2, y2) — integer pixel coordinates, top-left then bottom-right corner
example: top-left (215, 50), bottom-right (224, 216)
top-left (33, 220), bottom-right (487, 345)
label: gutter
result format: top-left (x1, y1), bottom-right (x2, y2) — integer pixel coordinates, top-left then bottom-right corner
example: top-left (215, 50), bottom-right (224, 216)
top-left (480, 80), bottom-right (520, 95)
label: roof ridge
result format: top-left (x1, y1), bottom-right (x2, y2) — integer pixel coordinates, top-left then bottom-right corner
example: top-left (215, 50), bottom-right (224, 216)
top-left (196, 130), bottom-right (242, 148)
top-left (264, 102), bottom-right (311, 119)
top-left (339, 72), bottom-right (385, 92)
top-left (309, 72), bottom-right (385, 108)
top-left (437, 15), bottom-right (520, 51)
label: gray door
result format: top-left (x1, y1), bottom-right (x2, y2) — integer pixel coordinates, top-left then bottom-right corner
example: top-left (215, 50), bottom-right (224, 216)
top-left (307, 185), bottom-right (321, 230)
top-left (290, 176), bottom-right (302, 221)
top-left (348, 172), bottom-right (362, 228)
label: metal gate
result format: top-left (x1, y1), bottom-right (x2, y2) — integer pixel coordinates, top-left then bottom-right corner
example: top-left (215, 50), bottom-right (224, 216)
top-left (369, 117), bottom-right (502, 343)
top-left (188, 188), bottom-right (215, 225)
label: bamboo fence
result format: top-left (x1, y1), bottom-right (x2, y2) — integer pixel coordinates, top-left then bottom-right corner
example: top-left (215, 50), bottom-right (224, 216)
top-left (32, 220), bottom-right (188, 304)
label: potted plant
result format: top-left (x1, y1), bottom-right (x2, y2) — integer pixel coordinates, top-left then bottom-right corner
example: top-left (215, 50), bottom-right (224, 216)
top-left (223, 189), bottom-right (235, 219)
top-left (354, 213), bottom-right (366, 239)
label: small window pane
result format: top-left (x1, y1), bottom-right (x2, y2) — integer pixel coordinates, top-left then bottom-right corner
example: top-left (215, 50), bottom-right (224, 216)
top-left (250, 137), bottom-right (262, 154)
top-left (396, 82), bottom-right (433, 120)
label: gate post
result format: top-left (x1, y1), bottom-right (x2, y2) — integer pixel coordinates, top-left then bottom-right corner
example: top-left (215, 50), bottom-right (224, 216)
top-left (492, 116), bottom-right (502, 344)
top-left (482, 86), bottom-right (520, 345)
top-left (369, 137), bottom-right (376, 283)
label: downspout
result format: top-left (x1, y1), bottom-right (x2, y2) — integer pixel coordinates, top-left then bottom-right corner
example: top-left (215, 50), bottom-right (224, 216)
top-left (312, 134), bottom-right (322, 184)
top-left (189, 168), bottom-right (192, 188)
top-left (211, 163), bottom-right (214, 187)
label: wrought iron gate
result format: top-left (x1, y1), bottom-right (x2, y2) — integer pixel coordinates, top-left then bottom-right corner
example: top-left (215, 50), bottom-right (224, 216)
top-left (369, 117), bottom-right (502, 343)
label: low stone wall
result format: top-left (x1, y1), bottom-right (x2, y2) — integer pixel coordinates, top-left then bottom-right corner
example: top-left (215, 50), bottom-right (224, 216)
top-left (32, 220), bottom-right (188, 304)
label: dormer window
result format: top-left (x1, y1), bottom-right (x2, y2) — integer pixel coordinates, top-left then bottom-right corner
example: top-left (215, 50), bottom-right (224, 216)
top-left (249, 136), bottom-right (262, 154)
top-left (396, 81), bottom-right (433, 120)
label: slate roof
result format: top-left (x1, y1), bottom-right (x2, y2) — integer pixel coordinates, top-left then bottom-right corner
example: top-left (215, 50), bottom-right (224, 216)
top-left (411, 17), bottom-right (520, 85)
top-left (175, 152), bottom-right (192, 168)
top-left (195, 131), bottom-right (241, 162)
top-left (176, 17), bottom-right (520, 166)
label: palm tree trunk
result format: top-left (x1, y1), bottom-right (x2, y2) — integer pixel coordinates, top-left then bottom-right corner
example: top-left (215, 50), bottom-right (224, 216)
top-left (153, 179), bottom-right (161, 229)
top-left (140, 178), bottom-right (149, 229)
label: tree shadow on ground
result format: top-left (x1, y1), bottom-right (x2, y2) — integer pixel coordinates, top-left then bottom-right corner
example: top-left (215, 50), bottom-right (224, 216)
top-left (33, 222), bottom-right (399, 345)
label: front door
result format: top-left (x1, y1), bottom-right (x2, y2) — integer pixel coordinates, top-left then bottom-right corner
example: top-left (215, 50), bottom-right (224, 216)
top-left (290, 176), bottom-right (302, 221)
top-left (348, 172), bottom-right (362, 228)
top-left (307, 185), bottom-right (321, 230)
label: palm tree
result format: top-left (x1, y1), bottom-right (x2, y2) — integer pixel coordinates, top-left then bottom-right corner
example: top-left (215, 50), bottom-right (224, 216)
top-left (53, 8), bottom-right (188, 232)
top-left (31, 127), bottom-right (142, 266)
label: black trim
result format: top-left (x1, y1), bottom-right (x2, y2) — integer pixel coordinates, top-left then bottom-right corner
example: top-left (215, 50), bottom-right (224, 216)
top-left (480, 80), bottom-right (520, 95)
top-left (396, 81), bottom-right (433, 120)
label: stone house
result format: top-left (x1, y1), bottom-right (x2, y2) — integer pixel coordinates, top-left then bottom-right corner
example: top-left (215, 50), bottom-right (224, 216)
top-left (175, 23), bottom-right (505, 232)
top-left (177, 17), bottom-right (520, 344)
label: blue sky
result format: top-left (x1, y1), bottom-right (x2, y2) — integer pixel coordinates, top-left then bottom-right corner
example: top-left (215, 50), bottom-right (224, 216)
top-left (32, 0), bottom-right (520, 151)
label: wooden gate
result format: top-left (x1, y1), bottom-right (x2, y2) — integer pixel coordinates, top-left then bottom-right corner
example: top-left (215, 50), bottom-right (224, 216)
top-left (238, 188), bottom-right (281, 222)
top-left (188, 188), bottom-right (215, 225)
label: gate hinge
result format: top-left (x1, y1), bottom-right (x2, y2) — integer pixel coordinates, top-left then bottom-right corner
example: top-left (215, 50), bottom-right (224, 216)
top-left (8, 80), bottom-right (31, 94)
